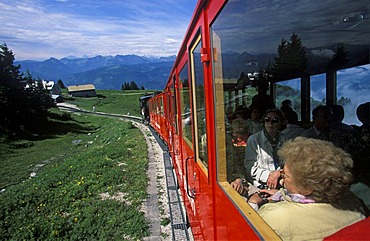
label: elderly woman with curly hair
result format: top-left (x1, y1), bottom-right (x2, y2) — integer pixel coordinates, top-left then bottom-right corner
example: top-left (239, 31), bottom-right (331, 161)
top-left (248, 137), bottom-right (367, 240)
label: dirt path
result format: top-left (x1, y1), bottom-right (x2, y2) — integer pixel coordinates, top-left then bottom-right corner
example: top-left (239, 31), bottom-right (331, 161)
top-left (56, 102), bottom-right (80, 109)
top-left (133, 122), bottom-right (172, 240)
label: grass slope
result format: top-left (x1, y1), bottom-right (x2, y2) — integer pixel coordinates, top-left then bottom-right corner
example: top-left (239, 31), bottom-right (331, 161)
top-left (0, 91), bottom-right (151, 240)
top-left (65, 90), bottom-right (156, 115)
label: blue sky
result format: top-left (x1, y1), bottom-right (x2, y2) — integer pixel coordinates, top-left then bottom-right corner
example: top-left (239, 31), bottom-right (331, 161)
top-left (0, 0), bottom-right (197, 61)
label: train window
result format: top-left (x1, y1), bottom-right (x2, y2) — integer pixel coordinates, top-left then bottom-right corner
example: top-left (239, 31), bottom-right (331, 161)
top-left (179, 63), bottom-right (193, 145)
top-left (276, 78), bottom-right (301, 120)
top-left (211, 0), bottom-right (369, 235)
top-left (337, 64), bottom-right (370, 126)
top-left (165, 94), bottom-right (170, 120)
top-left (190, 35), bottom-right (208, 170)
top-left (310, 73), bottom-right (327, 119)
top-left (154, 99), bottom-right (157, 114)
top-left (171, 78), bottom-right (178, 135)
top-left (160, 97), bottom-right (164, 116)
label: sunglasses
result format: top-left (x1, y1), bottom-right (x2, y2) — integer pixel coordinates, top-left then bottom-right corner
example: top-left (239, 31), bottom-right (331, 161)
top-left (264, 117), bottom-right (280, 124)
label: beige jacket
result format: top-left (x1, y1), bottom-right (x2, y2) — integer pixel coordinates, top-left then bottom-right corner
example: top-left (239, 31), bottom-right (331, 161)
top-left (258, 201), bottom-right (365, 241)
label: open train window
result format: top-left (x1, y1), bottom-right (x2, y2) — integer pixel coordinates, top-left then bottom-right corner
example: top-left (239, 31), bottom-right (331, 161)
top-left (337, 64), bottom-right (370, 126)
top-left (190, 34), bottom-right (208, 172)
top-left (276, 78), bottom-right (301, 120)
top-left (310, 73), bottom-right (327, 119)
top-left (211, 0), bottom-right (369, 238)
top-left (179, 63), bottom-right (193, 146)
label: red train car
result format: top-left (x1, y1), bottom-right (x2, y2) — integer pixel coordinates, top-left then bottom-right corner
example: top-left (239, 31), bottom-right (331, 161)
top-left (148, 0), bottom-right (370, 240)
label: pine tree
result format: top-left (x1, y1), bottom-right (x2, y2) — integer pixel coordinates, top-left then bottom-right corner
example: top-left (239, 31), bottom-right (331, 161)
top-left (0, 43), bottom-right (55, 138)
top-left (121, 82), bottom-right (130, 90)
top-left (121, 81), bottom-right (140, 90)
top-left (327, 45), bottom-right (349, 70)
top-left (271, 33), bottom-right (307, 81)
top-left (129, 81), bottom-right (139, 90)
top-left (0, 43), bottom-right (21, 84)
top-left (57, 79), bottom-right (66, 89)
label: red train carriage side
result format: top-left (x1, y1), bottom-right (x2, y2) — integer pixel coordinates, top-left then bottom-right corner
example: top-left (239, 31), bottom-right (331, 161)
top-left (148, 0), bottom-right (370, 240)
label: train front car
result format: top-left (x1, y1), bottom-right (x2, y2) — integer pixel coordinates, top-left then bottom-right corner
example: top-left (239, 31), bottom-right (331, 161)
top-left (150, 0), bottom-right (370, 240)
top-left (139, 94), bottom-right (153, 123)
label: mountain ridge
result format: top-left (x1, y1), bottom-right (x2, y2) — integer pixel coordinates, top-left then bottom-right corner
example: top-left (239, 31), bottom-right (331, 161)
top-left (15, 54), bottom-right (176, 90)
top-left (15, 43), bottom-right (367, 90)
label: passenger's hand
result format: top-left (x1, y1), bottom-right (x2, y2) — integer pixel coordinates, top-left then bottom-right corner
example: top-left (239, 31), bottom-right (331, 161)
top-left (231, 178), bottom-right (244, 194)
top-left (267, 170), bottom-right (280, 189)
top-left (259, 188), bottom-right (278, 198)
top-left (248, 192), bottom-right (263, 204)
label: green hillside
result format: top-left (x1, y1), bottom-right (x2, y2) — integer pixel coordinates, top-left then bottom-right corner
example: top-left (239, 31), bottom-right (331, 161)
top-left (64, 89), bottom-right (156, 115)
top-left (0, 90), bottom-right (153, 240)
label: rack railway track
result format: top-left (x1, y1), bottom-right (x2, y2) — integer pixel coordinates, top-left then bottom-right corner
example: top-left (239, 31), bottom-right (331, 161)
top-left (58, 104), bottom-right (191, 240)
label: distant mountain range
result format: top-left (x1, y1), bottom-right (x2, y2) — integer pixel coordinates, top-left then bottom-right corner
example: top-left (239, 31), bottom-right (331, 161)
top-left (15, 55), bottom-right (176, 90)
top-left (15, 43), bottom-right (368, 91)
top-left (15, 52), bottom-right (277, 91)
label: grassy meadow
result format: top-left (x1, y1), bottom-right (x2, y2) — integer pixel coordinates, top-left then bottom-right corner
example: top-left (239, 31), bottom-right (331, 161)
top-left (65, 90), bottom-right (155, 115)
top-left (0, 90), bottom-right (156, 240)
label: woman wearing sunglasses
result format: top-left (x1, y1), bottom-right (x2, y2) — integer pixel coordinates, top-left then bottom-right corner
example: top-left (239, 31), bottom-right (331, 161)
top-left (244, 109), bottom-right (288, 189)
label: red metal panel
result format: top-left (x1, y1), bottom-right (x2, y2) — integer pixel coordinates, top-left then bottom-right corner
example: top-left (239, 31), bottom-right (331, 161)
top-left (324, 217), bottom-right (370, 240)
top-left (149, 0), bottom-right (278, 240)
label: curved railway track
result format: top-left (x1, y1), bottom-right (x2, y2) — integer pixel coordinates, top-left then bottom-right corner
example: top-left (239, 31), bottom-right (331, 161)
top-left (58, 104), bottom-right (191, 241)
top-left (57, 104), bottom-right (142, 122)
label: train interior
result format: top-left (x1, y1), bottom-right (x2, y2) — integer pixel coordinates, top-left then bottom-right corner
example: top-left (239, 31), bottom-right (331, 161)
top-left (208, 0), bottom-right (370, 213)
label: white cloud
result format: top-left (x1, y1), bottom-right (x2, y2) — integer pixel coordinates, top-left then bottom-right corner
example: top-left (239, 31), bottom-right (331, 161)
top-left (310, 49), bottom-right (334, 58)
top-left (0, 0), bottom-right (196, 60)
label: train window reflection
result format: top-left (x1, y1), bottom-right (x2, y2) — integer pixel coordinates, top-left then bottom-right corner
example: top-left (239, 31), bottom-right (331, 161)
top-left (211, 0), bottom-right (369, 238)
top-left (179, 63), bottom-right (193, 145)
top-left (191, 36), bottom-right (208, 169)
top-left (337, 64), bottom-right (370, 125)
top-left (276, 78), bottom-right (301, 120)
top-left (171, 79), bottom-right (178, 135)
top-left (310, 73), bottom-right (327, 119)
top-left (160, 98), bottom-right (164, 116)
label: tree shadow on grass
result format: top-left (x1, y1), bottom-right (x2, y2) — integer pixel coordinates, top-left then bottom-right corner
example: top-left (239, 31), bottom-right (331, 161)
top-left (4, 111), bottom-right (98, 141)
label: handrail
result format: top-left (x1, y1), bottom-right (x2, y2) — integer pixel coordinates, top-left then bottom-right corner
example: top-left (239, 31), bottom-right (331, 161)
top-left (185, 156), bottom-right (196, 199)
